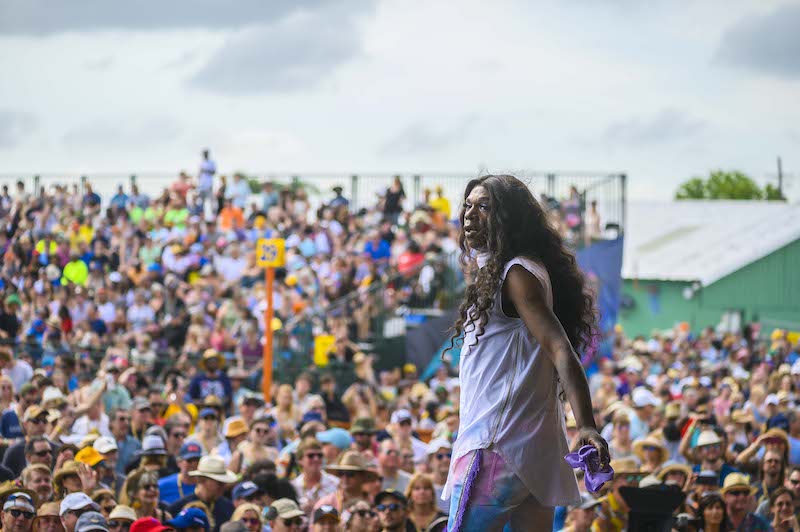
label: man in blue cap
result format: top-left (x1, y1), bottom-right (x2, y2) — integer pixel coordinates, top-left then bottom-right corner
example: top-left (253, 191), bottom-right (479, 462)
top-left (316, 428), bottom-right (352, 466)
top-left (158, 442), bottom-right (203, 505)
top-left (231, 481), bottom-right (263, 506)
top-left (165, 508), bottom-right (210, 532)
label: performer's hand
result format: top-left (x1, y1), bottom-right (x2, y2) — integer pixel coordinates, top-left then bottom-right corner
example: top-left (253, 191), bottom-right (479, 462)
top-left (575, 426), bottom-right (611, 469)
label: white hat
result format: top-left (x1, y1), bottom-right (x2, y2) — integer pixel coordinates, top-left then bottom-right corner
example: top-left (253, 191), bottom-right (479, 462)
top-left (42, 386), bottom-right (66, 405)
top-left (60, 493), bottom-right (100, 516)
top-left (390, 409), bottom-right (413, 425)
top-left (765, 394), bottom-right (779, 406)
top-left (3, 492), bottom-right (35, 513)
top-left (696, 430), bottom-right (722, 447)
top-left (109, 272), bottom-right (123, 283)
top-left (425, 437), bottom-right (452, 456)
top-left (107, 506), bottom-right (137, 522)
top-left (622, 357), bottom-right (643, 372)
top-left (632, 387), bottom-right (662, 408)
top-left (188, 455), bottom-right (238, 484)
top-left (93, 436), bottom-right (118, 454)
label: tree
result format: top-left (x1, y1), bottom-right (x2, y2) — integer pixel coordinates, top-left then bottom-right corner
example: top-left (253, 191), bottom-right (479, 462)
top-left (675, 170), bottom-right (782, 201)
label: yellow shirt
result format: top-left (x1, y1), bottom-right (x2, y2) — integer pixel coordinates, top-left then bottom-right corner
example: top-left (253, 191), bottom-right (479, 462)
top-left (429, 196), bottom-right (451, 219)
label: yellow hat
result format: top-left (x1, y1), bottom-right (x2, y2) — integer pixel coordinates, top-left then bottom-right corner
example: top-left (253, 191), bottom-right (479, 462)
top-left (75, 446), bottom-right (105, 467)
top-left (771, 329), bottom-right (785, 341)
top-left (403, 363), bottom-right (417, 375)
top-left (633, 437), bottom-right (668, 465)
top-left (285, 274), bottom-right (298, 287)
top-left (225, 419), bottom-right (249, 439)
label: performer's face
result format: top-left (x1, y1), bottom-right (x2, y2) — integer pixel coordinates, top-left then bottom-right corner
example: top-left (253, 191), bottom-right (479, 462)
top-left (463, 185), bottom-right (490, 251)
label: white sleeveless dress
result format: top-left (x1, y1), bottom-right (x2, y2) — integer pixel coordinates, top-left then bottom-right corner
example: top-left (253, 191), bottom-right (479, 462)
top-left (443, 256), bottom-right (580, 507)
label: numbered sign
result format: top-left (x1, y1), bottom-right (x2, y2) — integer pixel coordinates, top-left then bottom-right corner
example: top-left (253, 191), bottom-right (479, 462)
top-left (256, 238), bottom-right (286, 268)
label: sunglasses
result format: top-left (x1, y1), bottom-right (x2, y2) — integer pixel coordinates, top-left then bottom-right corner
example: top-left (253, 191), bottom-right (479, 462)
top-left (33, 449), bottom-right (52, 457)
top-left (241, 518), bottom-right (260, 526)
top-left (376, 503), bottom-right (403, 512)
top-left (398, 420), bottom-right (412, 426)
top-left (141, 484), bottom-right (158, 491)
top-left (282, 518), bottom-right (302, 526)
top-left (354, 509), bottom-right (376, 518)
top-left (305, 453), bottom-right (323, 460)
top-left (108, 521), bottom-right (130, 529)
top-left (436, 453), bottom-right (452, 460)
top-left (171, 432), bottom-right (187, 439)
top-left (384, 450), bottom-right (399, 456)
top-left (340, 471), bottom-right (358, 479)
top-left (8, 509), bottom-right (34, 519)
top-left (643, 446), bottom-right (660, 452)
top-left (29, 418), bottom-right (47, 425)
top-left (728, 490), bottom-right (750, 497)
top-left (116, 417), bottom-right (131, 423)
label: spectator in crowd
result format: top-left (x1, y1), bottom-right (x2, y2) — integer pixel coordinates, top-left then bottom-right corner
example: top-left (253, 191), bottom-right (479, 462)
top-left (721, 473), bottom-right (771, 531)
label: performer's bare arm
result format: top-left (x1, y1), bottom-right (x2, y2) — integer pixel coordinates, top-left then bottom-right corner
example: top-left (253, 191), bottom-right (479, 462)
top-left (503, 264), bottom-right (611, 467)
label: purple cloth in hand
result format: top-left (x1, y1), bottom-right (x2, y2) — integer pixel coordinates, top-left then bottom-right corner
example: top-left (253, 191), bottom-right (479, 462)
top-left (565, 445), bottom-right (614, 493)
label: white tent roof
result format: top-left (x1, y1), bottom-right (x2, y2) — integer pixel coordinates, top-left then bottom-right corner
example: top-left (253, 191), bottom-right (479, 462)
top-left (622, 200), bottom-right (800, 285)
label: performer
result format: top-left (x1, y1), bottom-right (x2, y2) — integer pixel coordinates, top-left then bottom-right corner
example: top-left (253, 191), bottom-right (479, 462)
top-left (444, 175), bottom-right (610, 531)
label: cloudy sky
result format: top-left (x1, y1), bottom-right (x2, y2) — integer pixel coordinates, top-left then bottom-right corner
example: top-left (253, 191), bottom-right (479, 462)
top-left (1, 0), bottom-right (798, 200)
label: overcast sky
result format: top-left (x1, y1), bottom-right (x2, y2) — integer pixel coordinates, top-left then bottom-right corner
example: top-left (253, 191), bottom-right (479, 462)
top-left (1, 0), bottom-right (798, 200)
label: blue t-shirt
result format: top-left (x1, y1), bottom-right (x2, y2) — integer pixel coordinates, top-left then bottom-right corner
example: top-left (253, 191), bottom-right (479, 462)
top-left (0, 410), bottom-right (22, 439)
top-left (692, 462), bottom-right (739, 486)
top-left (364, 239), bottom-right (391, 261)
top-left (158, 473), bottom-right (195, 505)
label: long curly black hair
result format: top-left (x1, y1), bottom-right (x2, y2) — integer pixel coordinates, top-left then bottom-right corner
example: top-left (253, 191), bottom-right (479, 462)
top-left (449, 174), bottom-right (597, 354)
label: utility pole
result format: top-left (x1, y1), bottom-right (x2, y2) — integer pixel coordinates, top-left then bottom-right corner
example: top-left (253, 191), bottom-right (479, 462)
top-left (777, 156), bottom-right (783, 198)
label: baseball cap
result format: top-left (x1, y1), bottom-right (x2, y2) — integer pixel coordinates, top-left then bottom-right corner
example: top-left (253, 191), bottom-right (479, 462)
top-left (316, 428), bottom-right (353, 450)
top-left (23, 406), bottom-right (47, 422)
top-left (3, 492), bottom-right (35, 513)
top-left (269, 499), bottom-right (305, 520)
top-left (390, 409), bottom-right (413, 424)
top-left (232, 481), bottom-right (261, 500)
top-left (375, 489), bottom-right (407, 507)
top-left (130, 517), bottom-right (172, 532)
top-left (60, 493), bottom-right (100, 516)
top-left (425, 437), bottom-right (453, 456)
top-left (313, 505), bottom-right (339, 524)
top-left (165, 508), bottom-right (210, 532)
top-left (75, 511), bottom-right (109, 532)
top-left (632, 387), bottom-right (661, 408)
top-left (133, 397), bottom-right (151, 411)
top-left (179, 442), bottom-right (203, 461)
top-left (198, 408), bottom-right (218, 419)
top-left (765, 394), bottom-right (779, 406)
top-left (93, 437), bottom-right (118, 454)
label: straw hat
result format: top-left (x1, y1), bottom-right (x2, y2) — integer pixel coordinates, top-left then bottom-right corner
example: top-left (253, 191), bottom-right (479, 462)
top-left (760, 428), bottom-right (790, 448)
top-left (225, 419), bottom-right (249, 439)
top-left (53, 460), bottom-right (81, 488)
top-left (199, 349), bottom-right (225, 371)
top-left (609, 458), bottom-right (642, 475)
top-left (108, 505), bottom-right (137, 522)
top-left (325, 450), bottom-right (380, 481)
top-left (188, 456), bottom-right (238, 484)
top-left (656, 463), bottom-right (693, 490)
top-left (33, 501), bottom-right (60, 531)
top-left (731, 410), bottom-right (754, 425)
top-left (719, 473), bottom-right (757, 496)
top-left (633, 437), bottom-right (668, 465)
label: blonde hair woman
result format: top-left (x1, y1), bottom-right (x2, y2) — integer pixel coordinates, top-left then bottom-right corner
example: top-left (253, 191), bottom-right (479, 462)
top-left (271, 384), bottom-right (300, 429)
top-left (405, 474), bottom-right (446, 531)
top-left (231, 503), bottom-right (262, 532)
top-left (229, 417), bottom-right (279, 474)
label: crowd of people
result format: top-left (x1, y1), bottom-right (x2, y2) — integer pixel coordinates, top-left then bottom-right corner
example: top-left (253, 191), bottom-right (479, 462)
top-left (0, 155), bottom-right (796, 531)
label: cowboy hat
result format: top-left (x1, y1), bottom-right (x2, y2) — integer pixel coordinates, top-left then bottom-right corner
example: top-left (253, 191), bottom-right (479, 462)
top-left (188, 456), bottom-right (238, 484)
top-left (33, 501), bottom-right (60, 531)
top-left (720, 473), bottom-right (757, 496)
top-left (609, 458), bottom-right (644, 476)
top-left (633, 437), bottom-right (668, 465)
top-left (325, 451), bottom-right (380, 481)
top-left (731, 410), bottom-right (755, 425)
top-left (199, 349), bottom-right (225, 371)
top-left (53, 460), bottom-right (81, 488)
top-left (224, 419), bottom-right (248, 439)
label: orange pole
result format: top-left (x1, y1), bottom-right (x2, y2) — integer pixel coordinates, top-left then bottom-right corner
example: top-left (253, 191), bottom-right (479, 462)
top-left (262, 267), bottom-right (275, 404)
